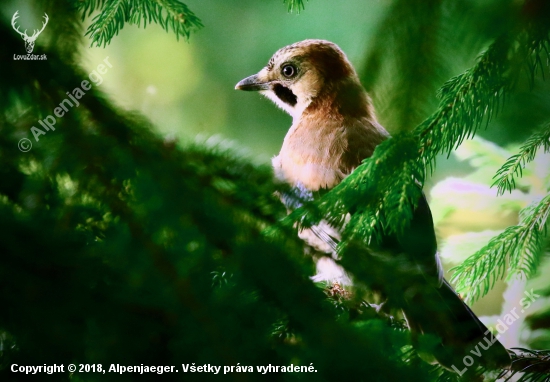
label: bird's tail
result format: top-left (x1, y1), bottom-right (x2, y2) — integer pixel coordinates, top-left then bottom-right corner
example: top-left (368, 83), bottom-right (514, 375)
top-left (402, 279), bottom-right (511, 372)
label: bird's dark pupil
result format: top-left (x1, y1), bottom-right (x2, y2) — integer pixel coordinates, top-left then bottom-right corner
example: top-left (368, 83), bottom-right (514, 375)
top-left (283, 65), bottom-right (294, 77)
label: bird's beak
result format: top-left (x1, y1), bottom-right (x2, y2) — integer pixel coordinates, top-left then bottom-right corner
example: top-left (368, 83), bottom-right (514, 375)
top-left (235, 74), bottom-right (270, 91)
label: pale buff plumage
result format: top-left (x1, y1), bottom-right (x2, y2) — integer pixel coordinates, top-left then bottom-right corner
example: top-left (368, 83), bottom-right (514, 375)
top-left (236, 40), bottom-right (388, 283)
top-left (250, 40), bottom-right (389, 190)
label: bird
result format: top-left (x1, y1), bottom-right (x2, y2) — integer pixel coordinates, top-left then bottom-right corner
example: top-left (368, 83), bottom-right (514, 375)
top-left (235, 39), bottom-right (510, 372)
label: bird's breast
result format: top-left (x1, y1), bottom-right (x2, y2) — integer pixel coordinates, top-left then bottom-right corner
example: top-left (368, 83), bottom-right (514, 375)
top-left (272, 114), bottom-right (388, 191)
top-left (273, 121), bottom-right (348, 191)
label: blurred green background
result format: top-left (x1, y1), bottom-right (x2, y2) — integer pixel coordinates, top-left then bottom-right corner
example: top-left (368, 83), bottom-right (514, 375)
top-left (2, 0), bottom-right (550, 361)
top-left (68, 0), bottom-right (550, 160)
top-left (79, 0), bottom-right (388, 161)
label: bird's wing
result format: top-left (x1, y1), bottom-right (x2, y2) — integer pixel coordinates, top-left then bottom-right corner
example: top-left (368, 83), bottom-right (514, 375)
top-left (376, 190), bottom-right (443, 285)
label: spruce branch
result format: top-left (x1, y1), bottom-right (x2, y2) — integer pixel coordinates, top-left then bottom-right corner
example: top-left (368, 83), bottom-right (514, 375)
top-left (81, 0), bottom-right (202, 47)
top-left (287, 132), bottom-right (423, 244)
top-left (131, 0), bottom-right (201, 40)
top-left (342, 199), bottom-right (383, 247)
top-left (416, 17), bottom-right (550, 167)
top-left (85, 0), bottom-right (127, 47)
top-left (380, 156), bottom-right (423, 236)
top-left (283, 0), bottom-right (306, 13)
top-left (418, 33), bottom-right (513, 166)
top-left (450, 195), bottom-right (550, 303)
top-left (493, 122), bottom-right (550, 196)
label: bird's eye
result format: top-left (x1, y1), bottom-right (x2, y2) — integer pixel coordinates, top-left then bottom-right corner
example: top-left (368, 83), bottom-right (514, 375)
top-left (281, 64), bottom-right (296, 78)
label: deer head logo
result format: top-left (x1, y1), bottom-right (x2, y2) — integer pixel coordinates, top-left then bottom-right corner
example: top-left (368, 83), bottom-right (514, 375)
top-left (11, 11), bottom-right (49, 54)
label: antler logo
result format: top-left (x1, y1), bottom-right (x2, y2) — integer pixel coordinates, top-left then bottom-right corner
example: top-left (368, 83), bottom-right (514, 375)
top-left (11, 11), bottom-right (49, 54)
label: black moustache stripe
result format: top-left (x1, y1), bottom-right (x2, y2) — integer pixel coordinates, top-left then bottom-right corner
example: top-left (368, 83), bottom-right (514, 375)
top-left (273, 84), bottom-right (297, 106)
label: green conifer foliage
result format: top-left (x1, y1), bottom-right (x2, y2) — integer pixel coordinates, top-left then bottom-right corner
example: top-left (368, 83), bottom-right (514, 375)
top-left (1, 0), bottom-right (550, 381)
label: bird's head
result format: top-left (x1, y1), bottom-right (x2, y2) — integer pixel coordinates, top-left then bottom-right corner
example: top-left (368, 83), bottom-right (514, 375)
top-left (235, 39), bottom-right (364, 120)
